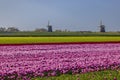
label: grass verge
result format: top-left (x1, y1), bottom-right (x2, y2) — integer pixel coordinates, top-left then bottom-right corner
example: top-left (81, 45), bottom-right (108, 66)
top-left (32, 70), bottom-right (120, 80)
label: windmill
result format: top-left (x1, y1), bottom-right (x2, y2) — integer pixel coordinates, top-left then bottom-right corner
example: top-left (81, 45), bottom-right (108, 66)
top-left (47, 21), bottom-right (53, 32)
top-left (99, 20), bottom-right (106, 32)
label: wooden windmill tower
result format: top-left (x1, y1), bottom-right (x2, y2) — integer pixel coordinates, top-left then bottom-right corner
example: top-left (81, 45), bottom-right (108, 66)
top-left (47, 21), bottom-right (53, 32)
top-left (99, 20), bottom-right (106, 32)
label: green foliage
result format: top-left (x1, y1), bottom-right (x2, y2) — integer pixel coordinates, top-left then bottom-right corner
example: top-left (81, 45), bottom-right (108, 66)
top-left (0, 32), bottom-right (120, 37)
top-left (32, 70), bottom-right (120, 80)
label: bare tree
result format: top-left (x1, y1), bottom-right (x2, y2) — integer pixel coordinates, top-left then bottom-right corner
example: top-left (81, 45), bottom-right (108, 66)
top-left (6, 27), bottom-right (19, 32)
top-left (0, 27), bottom-right (6, 32)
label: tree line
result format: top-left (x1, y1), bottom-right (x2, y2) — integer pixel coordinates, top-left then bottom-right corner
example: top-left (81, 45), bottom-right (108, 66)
top-left (0, 27), bottom-right (49, 32)
top-left (0, 27), bottom-right (19, 32)
top-left (0, 27), bottom-right (71, 32)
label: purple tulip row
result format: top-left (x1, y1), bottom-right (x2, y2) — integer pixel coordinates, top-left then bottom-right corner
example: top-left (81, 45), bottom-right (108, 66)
top-left (0, 43), bottom-right (120, 79)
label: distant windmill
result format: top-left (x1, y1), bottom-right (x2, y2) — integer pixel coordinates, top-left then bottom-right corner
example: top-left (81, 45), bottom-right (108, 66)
top-left (99, 20), bottom-right (106, 32)
top-left (47, 21), bottom-right (53, 32)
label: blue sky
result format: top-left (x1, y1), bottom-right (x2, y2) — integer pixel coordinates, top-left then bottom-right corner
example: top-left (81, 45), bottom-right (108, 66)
top-left (0, 0), bottom-right (120, 31)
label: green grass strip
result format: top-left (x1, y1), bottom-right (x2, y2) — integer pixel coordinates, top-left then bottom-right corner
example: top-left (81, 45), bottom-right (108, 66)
top-left (32, 70), bottom-right (120, 80)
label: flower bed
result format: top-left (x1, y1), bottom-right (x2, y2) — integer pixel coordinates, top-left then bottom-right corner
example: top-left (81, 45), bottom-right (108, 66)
top-left (0, 43), bottom-right (120, 79)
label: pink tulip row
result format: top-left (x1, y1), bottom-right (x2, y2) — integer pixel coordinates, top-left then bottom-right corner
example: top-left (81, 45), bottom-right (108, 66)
top-left (0, 43), bottom-right (120, 79)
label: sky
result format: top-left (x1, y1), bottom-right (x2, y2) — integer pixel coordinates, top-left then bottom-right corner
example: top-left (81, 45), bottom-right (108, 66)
top-left (0, 0), bottom-right (120, 31)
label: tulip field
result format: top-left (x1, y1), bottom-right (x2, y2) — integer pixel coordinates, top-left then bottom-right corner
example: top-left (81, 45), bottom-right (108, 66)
top-left (0, 42), bottom-right (120, 80)
top-left (0, 37), bottom-right (120, 44)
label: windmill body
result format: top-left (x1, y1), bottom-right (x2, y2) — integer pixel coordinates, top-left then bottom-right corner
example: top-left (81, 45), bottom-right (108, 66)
top-left (47, 21), bottom-right (53, 32)
top-left (99, 21), bottom-right (106, 32)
